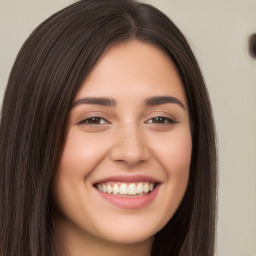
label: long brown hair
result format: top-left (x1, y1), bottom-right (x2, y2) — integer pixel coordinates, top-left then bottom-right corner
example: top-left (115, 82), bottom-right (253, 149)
top-left (0, 0), bottom-right (217, 255)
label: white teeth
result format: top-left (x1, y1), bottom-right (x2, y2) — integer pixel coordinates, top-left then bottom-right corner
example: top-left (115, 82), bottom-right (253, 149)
top-left (144, 183), bottom-right (149, 193)
top-left (107, 184), bottom-right (113, 194)
top-left (113, 184), bottom-right (119, 195)
top-left (136, 183), bottom-right (144, 194)
top-left (120, 184), bottom-right (128, 194)
top-left (97, 184), bottom-right (103, 191)
top-left (128, 183), bottom-right (136, 195)
top-left (96, 182), bottom-right (155, 196)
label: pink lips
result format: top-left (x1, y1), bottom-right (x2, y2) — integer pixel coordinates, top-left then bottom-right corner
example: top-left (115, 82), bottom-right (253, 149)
top-left (94, 175), bottom-right (161, 210)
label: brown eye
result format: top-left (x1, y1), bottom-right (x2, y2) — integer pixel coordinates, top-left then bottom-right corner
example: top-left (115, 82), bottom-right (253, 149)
top-left (146, 116), bottom-right (177, 124)
top-left (79, 117), bottom-right (109, 125)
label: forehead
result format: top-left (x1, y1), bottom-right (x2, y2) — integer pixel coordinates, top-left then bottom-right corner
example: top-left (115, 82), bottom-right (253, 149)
top-left (75, 40), bottom-right (187, 106)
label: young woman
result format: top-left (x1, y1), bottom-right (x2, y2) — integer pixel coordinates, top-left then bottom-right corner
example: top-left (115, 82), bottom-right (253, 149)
top-left (0, 0), bottom-right (217, 255)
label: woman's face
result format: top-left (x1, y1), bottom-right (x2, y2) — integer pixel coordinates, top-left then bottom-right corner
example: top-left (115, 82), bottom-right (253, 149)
top-left (53, 41), bottom-right (192, 246)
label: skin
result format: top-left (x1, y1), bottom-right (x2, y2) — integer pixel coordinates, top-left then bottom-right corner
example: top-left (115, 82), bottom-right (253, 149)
top-left (53, 40), bottom-right (192, 256)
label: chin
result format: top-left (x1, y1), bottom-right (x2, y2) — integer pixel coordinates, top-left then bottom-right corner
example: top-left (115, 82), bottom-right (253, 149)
top-left (91, 214), bottom-right (166, 245)
top-left (99, 229), bottom-right (155, 245)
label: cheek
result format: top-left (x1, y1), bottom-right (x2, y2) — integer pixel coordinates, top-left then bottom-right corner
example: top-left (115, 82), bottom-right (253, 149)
top-left (165, 130), bottom-right (192, 194)
top-left (52, 129), bottom-right (108, 212)
top-left (58, 128), bottom-right (109, 178)
top-left (151, 127), bottom-right (192, 177)
top-left (150, 128), bottom-right (192, 218)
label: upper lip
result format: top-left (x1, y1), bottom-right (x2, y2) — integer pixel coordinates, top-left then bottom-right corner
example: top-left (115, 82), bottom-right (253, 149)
top-left (93, 175), bottom-right (162, 185)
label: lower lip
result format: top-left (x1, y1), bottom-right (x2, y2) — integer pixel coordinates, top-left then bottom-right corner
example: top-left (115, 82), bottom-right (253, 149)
top-left (95, 185), bottom-right (160, 210)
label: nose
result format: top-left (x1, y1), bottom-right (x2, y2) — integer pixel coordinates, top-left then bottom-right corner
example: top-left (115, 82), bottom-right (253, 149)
top-left (110, 124), bottom-right (150, 166)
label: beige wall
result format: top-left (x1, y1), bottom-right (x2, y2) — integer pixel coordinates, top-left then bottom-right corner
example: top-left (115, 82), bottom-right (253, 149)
top-left (1, 1), bottom-right (256, 255)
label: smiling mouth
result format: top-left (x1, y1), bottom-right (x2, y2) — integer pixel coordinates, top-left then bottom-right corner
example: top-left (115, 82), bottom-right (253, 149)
top-left (95, 182), bottom-right (157, 197)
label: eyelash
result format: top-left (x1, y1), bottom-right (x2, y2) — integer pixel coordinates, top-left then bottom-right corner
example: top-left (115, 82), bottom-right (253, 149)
top-left (78, 116), bottom-right (110, 125)
top-left (145, 116), bottom-right (177, 124)
top-left (78, 116), bottom-right (177, 126)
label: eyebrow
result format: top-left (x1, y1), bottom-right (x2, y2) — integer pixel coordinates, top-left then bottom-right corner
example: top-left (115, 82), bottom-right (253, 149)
top-left (145, 96), bottom-right (185, 109)
top-left (72, 97), bottom-right (117, 108)
top-left (72, 96), bottom-right (185, 109)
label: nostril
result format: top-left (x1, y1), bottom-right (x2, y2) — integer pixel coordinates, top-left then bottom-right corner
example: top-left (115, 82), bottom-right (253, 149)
top-left (109, 142), bottom-right (150, 165)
